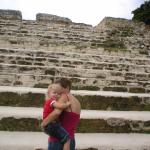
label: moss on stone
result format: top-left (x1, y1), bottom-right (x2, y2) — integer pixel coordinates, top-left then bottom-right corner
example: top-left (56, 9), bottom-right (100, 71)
top-left (120, 28), bottom-right (134, 37)
top-left (0, 118), bottom-right (150, 133)
top-left (11, 60), bottom-right (16, 64)
top-left (19, 67), bottom-right (33, 71)
top-left (45, 69), bottom-right (55, 75)
top-left (72, 86), bottom-right (100, 91)
top-left (72, 61), bottom-right (83, 65)
top-left (13, 81), bottom-right (23, 86)
top-left (77, 119), bottom-right (130, 133)
top-left (61, 60), bottom-right (71, 64)
top-left (144, 121), bottom-right (150, 127)
top-left (18, 61), bottom-right (32, 65)
top-left (62, 64), bottom-right (75, 68)
top-left (103, 86), bottom-right (127, 92)
top-left (9, 40), bottom-right (17, 44)
top-left (34, 83), bottom-right (49, 88)
top-left (76, 95), bottom-right (150, 111)
top-left (102, 39), bottom-right (126, 51)
top-left (49, 59), bottom-right (59, 63)
top-left (24, 57), bottom-right (33, 61)
top-left (35, 58), bottom-right (46, 61)
top-left (109, 27), bottom-right (133, 37)
top-left (39, 40), bottom-right (49, 46)
top-left (0, 117), bottom-right (41, 131)
top-left (34, 62), bottom-right (44, 66)
top-left (139, 50), bottom-right (149, 55)
top-left (0, 92), bottom-right (45, 107)
top-left (129, 87), bottom-right (145, 93)
top-left (70, 78), bottom-right (81, 83)
top-left (77, 119), bottom-right (150, 133)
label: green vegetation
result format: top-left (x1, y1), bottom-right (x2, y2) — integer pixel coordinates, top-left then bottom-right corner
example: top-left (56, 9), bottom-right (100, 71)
top-left (129, 87), bottom-right (145, 93)
top-left (120, 27), bottom-right (134, 37)
top-left (77, 119), bottom-right (131, 133)
top-left (76, 95), bottom-right (150, 111)
top-left (0, 117), bottom-right (41, 131)
top-left (68, 78), bottom-right (81, 83)
top-left (103, 86), bottom-right (127, 92)
top-left (0, 92), bottom-right (45, 107)
top-left (18, 61), bottom-right (32, 65)
top-left (34, 83), bottom-right (49, 88)
top-left (45, 69), bottom-right (55, 75)
top-left (103, 39), bottom-right (126, 50)
top-left (13, 81), bottom-right (23, 86)
top-left (0, 118), bottom-right (150, 133)
top-left (62, 64), bottom-right (75, 68)
top-left (139, 49), bottom-right (149, 55)
top-left (110, 28), bottom-right (134, 37)
top-left (0, 91), bottom-right (150, 111)
top-left (90, 38), bottom-right (126, 51)
top-left (72, 85), bottom-right (100, 91)
top-left (103, 39), bottom-right (126, 51)
top-left (132, 1), bottom-right (150, 25)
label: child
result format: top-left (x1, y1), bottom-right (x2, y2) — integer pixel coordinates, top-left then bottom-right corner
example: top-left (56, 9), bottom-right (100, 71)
top-left (43, 83), bottom-right (71, 150)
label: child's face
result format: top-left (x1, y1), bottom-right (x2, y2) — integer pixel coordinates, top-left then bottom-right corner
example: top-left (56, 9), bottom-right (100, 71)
top-left (49, 89), bottom-right (59, 98)
top-left (48, 84), bottom-right (63, 99)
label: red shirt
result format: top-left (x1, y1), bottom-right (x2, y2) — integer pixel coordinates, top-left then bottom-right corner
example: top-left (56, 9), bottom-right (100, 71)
top-left (43, 97), bottom-right (56, 120)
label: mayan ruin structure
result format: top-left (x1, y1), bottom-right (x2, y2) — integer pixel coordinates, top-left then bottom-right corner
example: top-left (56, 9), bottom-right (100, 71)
top-left (0, 9), bottom-right (150, 150)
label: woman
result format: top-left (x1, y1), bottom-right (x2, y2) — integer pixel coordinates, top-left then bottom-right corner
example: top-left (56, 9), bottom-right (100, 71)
top-left (41, 78), bottom-right (81, 150)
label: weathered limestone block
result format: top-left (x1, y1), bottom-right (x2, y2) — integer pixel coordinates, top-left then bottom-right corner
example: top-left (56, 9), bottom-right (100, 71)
top-left (36, 13), bottom-right (72, 24)
top-left (0, 9), bottom-right (22, 20)
top-left (95, 17), bottom-right (144, 31)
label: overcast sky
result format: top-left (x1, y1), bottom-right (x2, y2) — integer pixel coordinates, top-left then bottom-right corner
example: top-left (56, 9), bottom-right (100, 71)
top-left (0, 0), bottom-right (145, 26)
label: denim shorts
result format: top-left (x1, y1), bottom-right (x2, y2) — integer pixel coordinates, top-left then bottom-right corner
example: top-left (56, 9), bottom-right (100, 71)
top-left (44, 122), bottom-right (70, 144)
top-left (48, 138), bottom-right (75, 150)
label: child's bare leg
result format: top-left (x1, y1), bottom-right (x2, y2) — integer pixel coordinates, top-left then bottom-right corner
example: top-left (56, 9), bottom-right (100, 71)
top-left (63, 140), bottom-right (70, 150)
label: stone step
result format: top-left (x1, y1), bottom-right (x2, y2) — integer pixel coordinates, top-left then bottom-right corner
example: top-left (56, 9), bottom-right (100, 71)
top-left (1, 54), bottom-right (150, 73)
top-left (1, 52), bottom-right (150, 67)
top-left (0, 20), bottom-right (93, 34)
top-left (0, 106), bottom-right (150, 133)
top-left (0, 73), bottom-right (149, 93)
top-left (0, 31), bottom-right (101, 48)
top-left (0, 63), bottom-right (150, 82)
top-left (0, 106), bottom-right (150, 120)
top-left (0, 131), bottom-right (150, 150)
top-left (0, 48), bottom-right (150, 64)
top-left (1, 86), bottom-right (150, 97)
top-left (0, 86), bottom-right (150, 110)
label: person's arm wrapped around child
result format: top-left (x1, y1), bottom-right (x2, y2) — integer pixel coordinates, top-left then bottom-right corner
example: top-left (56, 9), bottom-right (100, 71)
top-left (52, 101), bottom-right (71, 109)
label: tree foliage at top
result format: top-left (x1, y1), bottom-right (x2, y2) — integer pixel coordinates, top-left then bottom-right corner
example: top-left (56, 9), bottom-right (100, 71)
top-left (132, 1), bottom-right (150, 25)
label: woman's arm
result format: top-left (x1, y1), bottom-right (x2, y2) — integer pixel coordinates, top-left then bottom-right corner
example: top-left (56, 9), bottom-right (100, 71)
top-left (41, 94), bottom-right (68, 127)
top-left (52, 101), bottom-right (71, 109)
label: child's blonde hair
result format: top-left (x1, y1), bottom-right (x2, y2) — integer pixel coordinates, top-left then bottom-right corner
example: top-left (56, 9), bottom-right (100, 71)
top-left (46, 83), bottom-right (62, 99)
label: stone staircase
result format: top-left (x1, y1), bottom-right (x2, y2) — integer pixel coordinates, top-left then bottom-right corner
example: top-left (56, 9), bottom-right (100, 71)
top-left (0, 87), bottom-right (150, 150)
top-left (0, 9), bottom-right (150, 150)
top-left (0, 47), bottom-right (150, 93)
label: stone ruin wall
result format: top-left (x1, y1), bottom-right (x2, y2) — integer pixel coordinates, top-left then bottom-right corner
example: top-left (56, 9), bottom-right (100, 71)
top-left (0, 9), bottom-right (149, 54)
top-left (95, 17), bottom-right (150, 53)
top-left (0, 9), bottom-right (150, 93)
